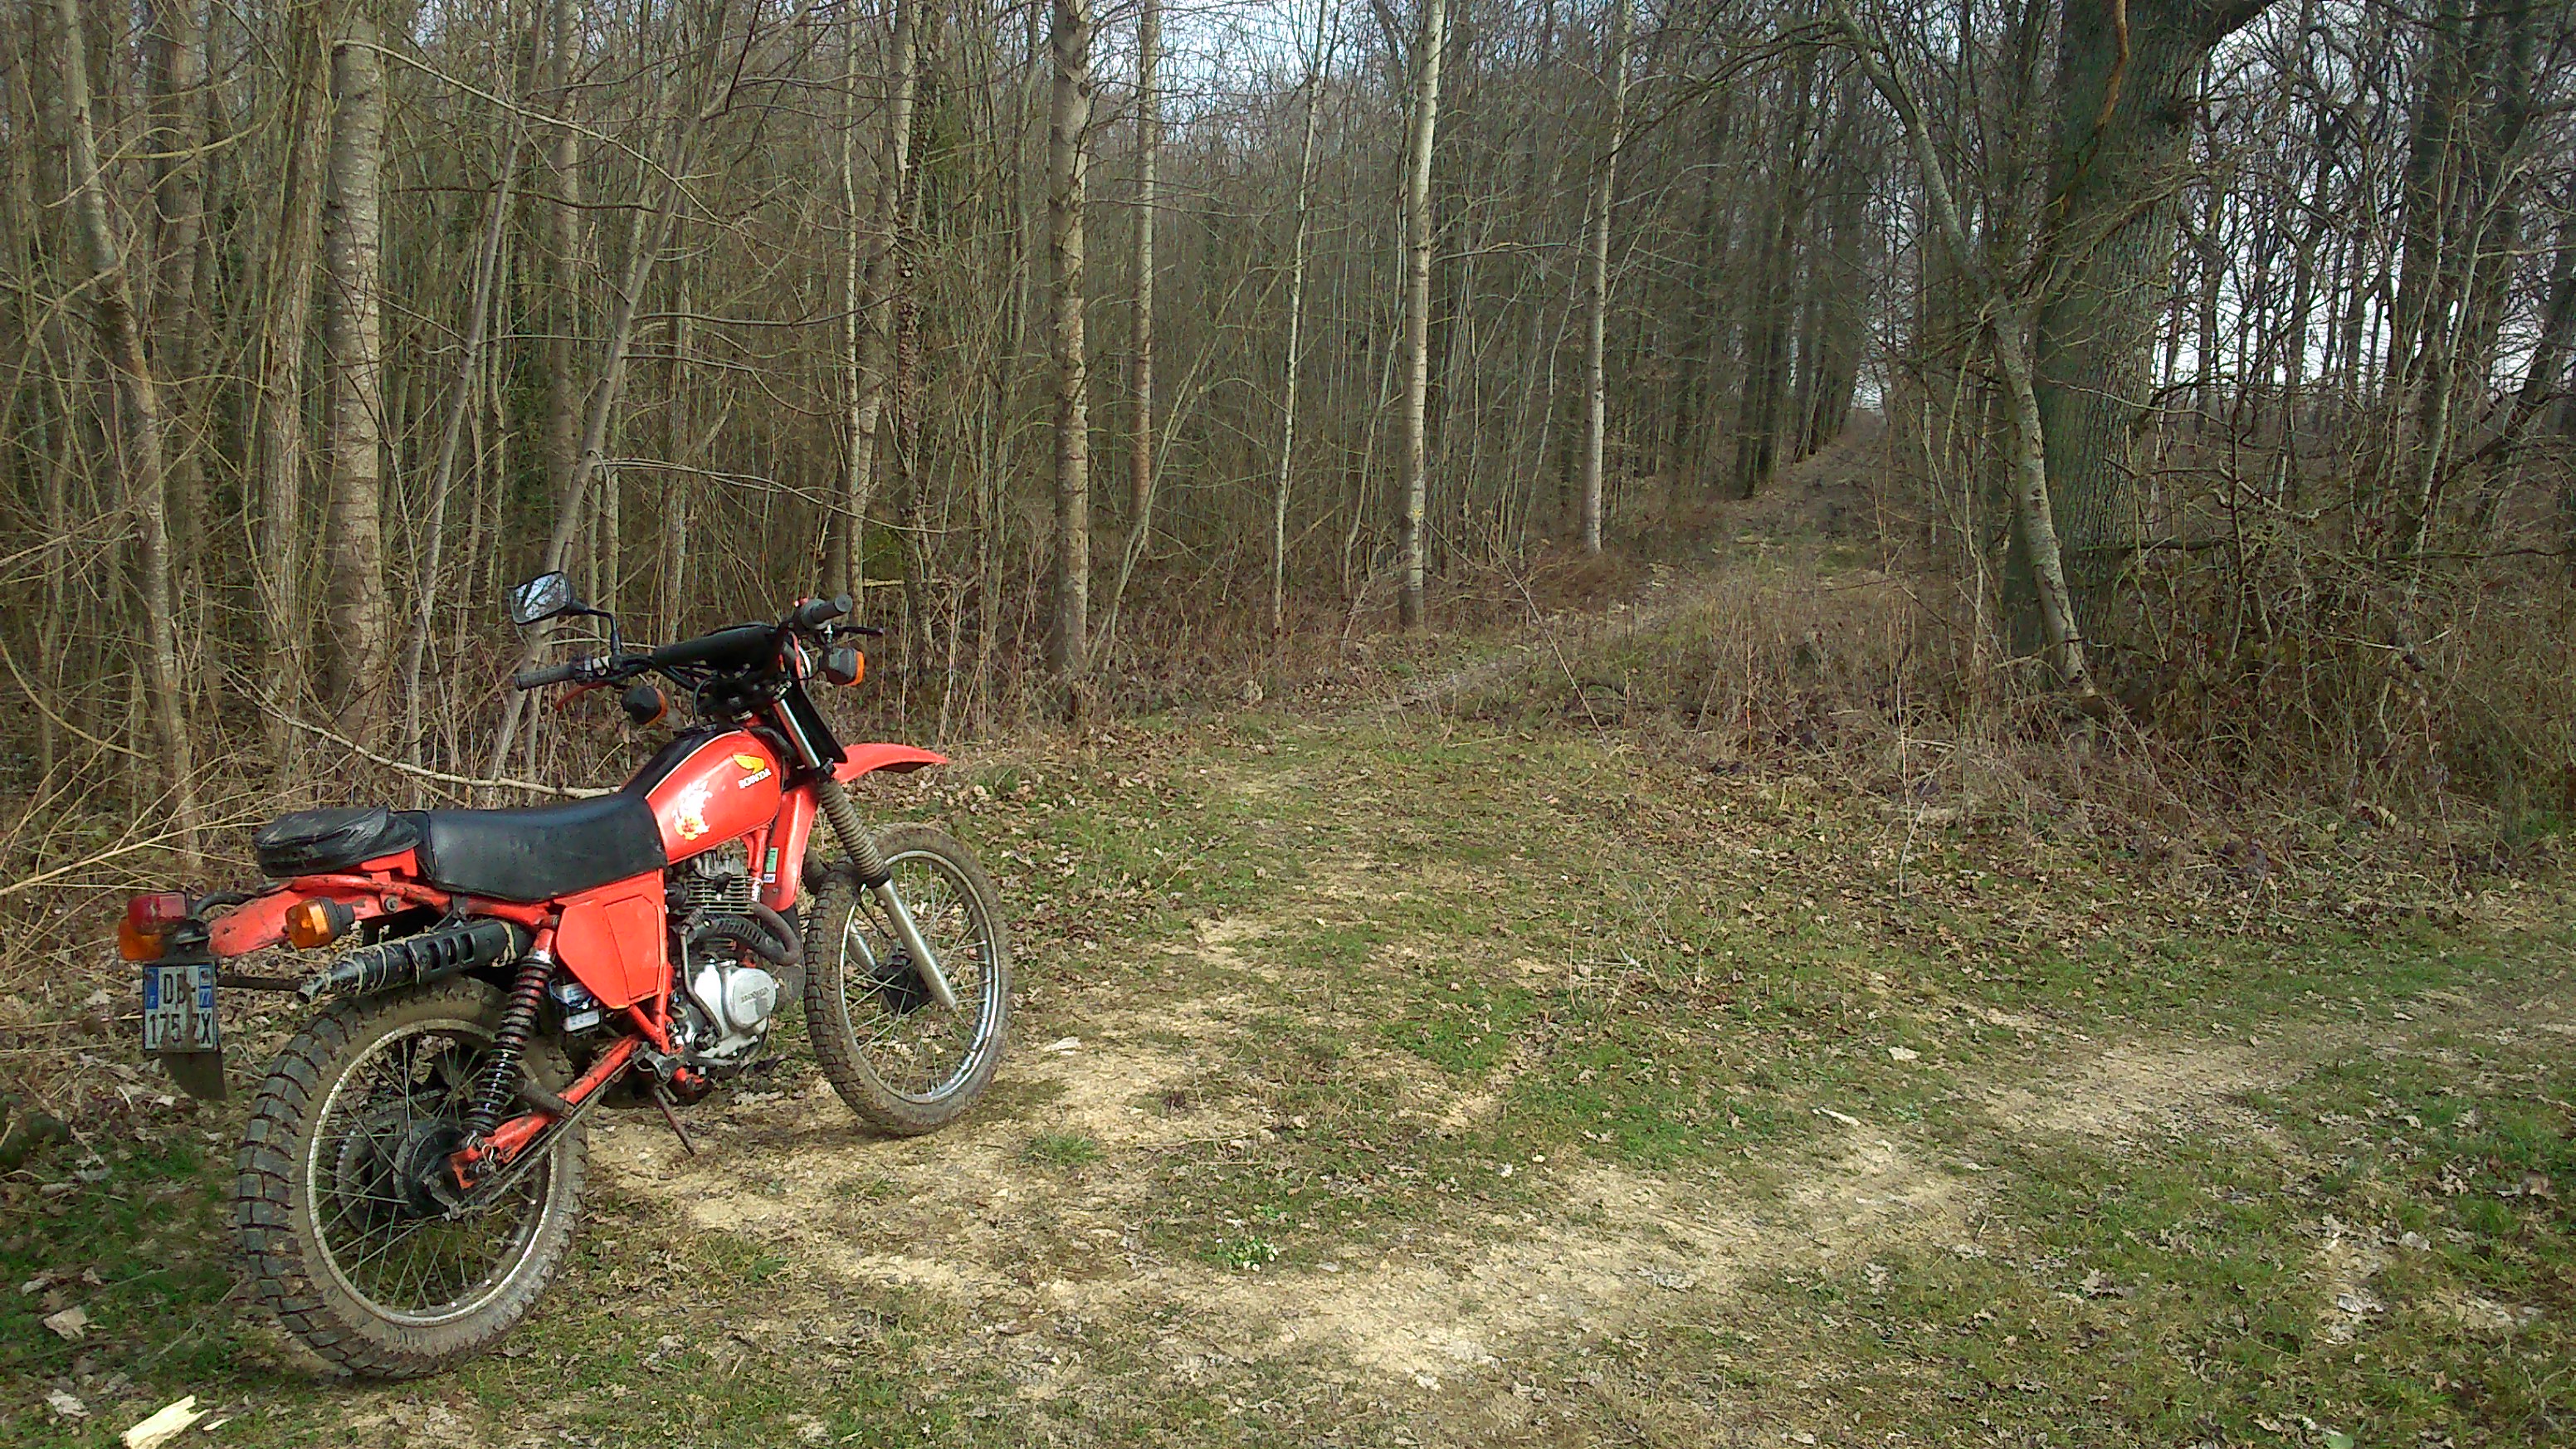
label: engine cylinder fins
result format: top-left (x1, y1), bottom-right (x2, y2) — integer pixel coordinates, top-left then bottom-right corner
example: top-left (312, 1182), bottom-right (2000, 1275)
top-left (668, 841), bottom-right (756, 916)
top-left (297, 918), bottom-right (532, 1001)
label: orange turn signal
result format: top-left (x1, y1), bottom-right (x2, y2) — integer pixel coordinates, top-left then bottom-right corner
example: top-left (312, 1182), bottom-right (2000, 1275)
top-left (117, 917), bottom-right (164, 962)
top-left (285, 898), bottom-right (355, 950)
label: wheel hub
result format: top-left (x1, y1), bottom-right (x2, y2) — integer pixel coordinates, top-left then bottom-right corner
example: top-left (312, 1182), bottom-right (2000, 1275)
top-left (388, 1117), bottom-right (470, 1216)
top-left (869, 948), bottom-right (932, 1016)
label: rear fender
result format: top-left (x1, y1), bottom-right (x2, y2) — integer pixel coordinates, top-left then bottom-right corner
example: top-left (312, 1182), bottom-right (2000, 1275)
top-left (205, 859), bottom-right (451, 958)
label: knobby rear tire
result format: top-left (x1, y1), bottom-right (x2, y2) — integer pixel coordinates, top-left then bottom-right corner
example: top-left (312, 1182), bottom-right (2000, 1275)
top-left (232, 979), bottom-right (584, 1378)
top-left (805, 823), bottom-right (1012, 1135)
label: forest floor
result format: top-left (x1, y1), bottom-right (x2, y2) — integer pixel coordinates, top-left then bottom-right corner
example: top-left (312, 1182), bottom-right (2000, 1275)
top-left (4, 564), bottom-right (2572, 1448)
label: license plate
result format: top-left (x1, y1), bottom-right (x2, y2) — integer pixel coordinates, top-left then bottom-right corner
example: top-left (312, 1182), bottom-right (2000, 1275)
top-left (140, 963), bottom-right (220, 1053)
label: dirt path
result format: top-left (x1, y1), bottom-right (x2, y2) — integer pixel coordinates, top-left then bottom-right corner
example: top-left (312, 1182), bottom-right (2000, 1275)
top-left (1365, 564), bottom-right (1696, 716)
top-left (592, 859), bottom-right (2337, 1418)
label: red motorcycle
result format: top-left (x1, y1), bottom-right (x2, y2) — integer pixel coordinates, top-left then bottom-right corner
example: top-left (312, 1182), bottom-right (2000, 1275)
top-left (124, 574), bottom-right (1009, 1377)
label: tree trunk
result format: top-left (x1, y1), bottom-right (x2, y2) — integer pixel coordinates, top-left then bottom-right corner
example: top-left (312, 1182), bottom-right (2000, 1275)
top-left (145, 0), bottom-right (209, 573)
top-left (1045, 0), bottom-right (1095, 682)
top-left (1398, 0), bottom-right (1448, 630)
top-left (1730, 58), bottom-right (1816, 500)
top-left (1271, 0), bottom-right (1330, 638)
top-left (1799, 74), bottom-right (1870, 455)
top-left (2031, 0), bottom-right (2279, 645)
top-left (402, 139), bottom-right (520, 776)
top-left (486, 94), bottom-right (706, 779)
top-left (1833, 0), bottom-right (2097, 699)
top-left (1094, 0), bottom-right (1157, 656)
top-left (1682, 93), bottom-right (1739, 492)
top-left (53, 0), bottom-right (200, 849)
top-left (324, 8), bottom-right (394, 748)
top-left (1127, 0), bottom-right (1159, 583)
top-left (543, 0), bottom-right (586, 518)
top-left (2385, 0), bottom-right (2470, 383)
top-left (837, 0), bottom-right (918, 603)
top-left (1576, 0), bottom-right (1626, 554)
top-left (252, 11), bottom-right (329, 761)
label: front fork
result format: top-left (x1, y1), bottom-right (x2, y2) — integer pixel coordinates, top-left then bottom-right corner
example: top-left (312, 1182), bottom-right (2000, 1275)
top-left (812, 777), bottom-right (959, 1012)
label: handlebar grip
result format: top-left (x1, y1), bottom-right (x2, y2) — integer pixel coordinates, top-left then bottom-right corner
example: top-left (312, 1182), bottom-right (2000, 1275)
top-left (511, 656), bottom-right (590, 690)
top-left (789, 594), bottom-right (851, 630)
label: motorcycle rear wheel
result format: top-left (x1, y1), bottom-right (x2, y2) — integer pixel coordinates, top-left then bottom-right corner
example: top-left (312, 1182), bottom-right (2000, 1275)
top-left (805, 823), bottom-right (1012, 1134)
top-left (233, 979), bottom-right (583, 1378)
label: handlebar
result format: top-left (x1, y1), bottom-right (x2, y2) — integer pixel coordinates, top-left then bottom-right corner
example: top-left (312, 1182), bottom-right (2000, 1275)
top-left (514, 593), bottom-right (859, 690)
top-left (788, 593), bottom-right (851, 631)
top-left (510, 656), bottom-right (597, 690)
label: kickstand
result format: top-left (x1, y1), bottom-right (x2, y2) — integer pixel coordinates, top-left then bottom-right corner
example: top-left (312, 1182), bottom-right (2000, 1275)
top-left (649, 1083), bottom-right (699, 1157)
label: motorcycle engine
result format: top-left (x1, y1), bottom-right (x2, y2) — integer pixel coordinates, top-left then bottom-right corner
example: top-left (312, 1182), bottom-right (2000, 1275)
top-left (666, 845), bottom-right (779, 1066)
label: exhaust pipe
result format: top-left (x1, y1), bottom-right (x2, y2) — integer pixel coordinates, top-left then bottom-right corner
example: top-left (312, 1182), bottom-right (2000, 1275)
top-left (300, 919), bottom-right (533, 1001)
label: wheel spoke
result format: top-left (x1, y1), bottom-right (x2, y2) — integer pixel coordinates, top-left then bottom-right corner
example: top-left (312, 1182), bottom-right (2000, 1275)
top-left (823, 843), bottom-right (1004, 1105)
top-left (306, 1015), bottom-right (554, 1325)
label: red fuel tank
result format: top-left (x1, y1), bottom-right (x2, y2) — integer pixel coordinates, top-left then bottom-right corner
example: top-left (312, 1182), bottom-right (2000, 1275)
top-left (634, 730), bottom-right (785, 862)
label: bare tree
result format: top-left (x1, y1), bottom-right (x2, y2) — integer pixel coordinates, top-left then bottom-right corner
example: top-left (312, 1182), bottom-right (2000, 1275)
top-left (837, 0), bottom-right (920, 603)
top-left (1046, 0), bottom-right (1096, 683)
top-left (1271, 0), bottom-right (1334, 637)
top-left (1098, 0), bottom-right (1159, 655)
top-left (541, 0), bottom-right (587, 526)
top-left (250, 7), bottom-right (329, 760)
top-left (1398, 0), bottom-right (1449, 629)
top-left (1578, 0), bottom-right (1628, 553)
top-left (50, 0), bottom-right (200, 847)
top-left (2032, 0), bottom-right (2281, 637)
top-left (323, 6), bottom-right (394, 747)
top-left (144, 0), bottom-right (210, 569)
top-left (1832, 0), bottom-right (2097, 699)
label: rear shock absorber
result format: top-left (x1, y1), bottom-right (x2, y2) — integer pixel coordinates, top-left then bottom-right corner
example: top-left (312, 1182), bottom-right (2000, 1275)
top-left (464, 950), bottom-right (554, 1139)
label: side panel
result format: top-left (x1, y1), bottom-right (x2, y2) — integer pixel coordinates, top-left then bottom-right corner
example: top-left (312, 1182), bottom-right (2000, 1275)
top-left (554, 874), bottom-right (667, 1009)
top-left (642, 731), bottom-right (784, 863)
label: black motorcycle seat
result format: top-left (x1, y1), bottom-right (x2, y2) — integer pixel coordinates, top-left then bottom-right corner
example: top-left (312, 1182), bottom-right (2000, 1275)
top-left (254, 806), bottom-right (422, 878)
top-left (410, 793), bottom-right (668, 904)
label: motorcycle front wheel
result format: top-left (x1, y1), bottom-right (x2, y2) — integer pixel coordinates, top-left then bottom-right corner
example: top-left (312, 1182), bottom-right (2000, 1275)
top-left (233, 979), bottom-right (584, 1378)
top-left (804, 823), bottom-right (1012, 1134)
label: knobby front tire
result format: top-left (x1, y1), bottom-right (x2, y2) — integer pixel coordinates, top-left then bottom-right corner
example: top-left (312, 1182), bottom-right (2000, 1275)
top-left (805, 823), bottom-right (1012, 1135)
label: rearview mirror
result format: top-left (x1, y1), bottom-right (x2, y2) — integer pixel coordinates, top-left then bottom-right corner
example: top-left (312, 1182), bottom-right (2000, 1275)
top-left (507, 572), bottom-right (581, 627)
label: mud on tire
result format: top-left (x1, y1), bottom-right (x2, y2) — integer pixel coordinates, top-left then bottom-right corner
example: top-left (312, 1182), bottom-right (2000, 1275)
top-left (805, 822), bottom-right (1012, 1135)
top-left (232, 979), bottom-right (583, 1378)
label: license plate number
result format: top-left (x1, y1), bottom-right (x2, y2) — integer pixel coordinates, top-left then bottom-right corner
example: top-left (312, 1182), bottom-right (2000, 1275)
top-left (141, 963), bottom-right (219, 1052)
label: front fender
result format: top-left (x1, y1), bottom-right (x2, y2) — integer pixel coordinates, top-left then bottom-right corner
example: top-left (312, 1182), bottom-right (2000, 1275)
top-left (832, 743), bottom-right (947, 783)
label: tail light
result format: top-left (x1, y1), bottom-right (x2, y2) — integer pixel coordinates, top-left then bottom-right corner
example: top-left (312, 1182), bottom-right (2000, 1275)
top-left (285, 898), bottom-right (357, 950)
top-left (119, 892), bottom-right (188, 961)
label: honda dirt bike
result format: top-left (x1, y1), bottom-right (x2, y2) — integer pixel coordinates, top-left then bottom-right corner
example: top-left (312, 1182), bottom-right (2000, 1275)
top-left (123, 573), bottom-right (1009, 1377)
